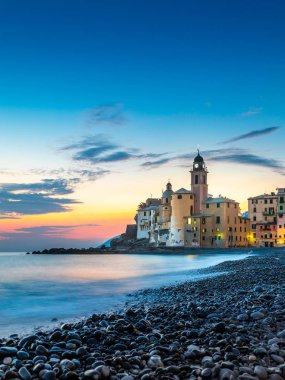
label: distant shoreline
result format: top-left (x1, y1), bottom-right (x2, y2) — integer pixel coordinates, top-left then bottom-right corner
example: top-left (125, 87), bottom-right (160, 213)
top-left (27, 246), bottom-right (280, 255)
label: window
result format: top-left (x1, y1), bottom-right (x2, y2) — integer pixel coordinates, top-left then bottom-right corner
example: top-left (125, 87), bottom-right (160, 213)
top-left (253, 208), bottom-right (256, 213)
top-left (281, 206), bottom-right (284, 211)
top-left (252, 224), bottom-right (256, 230)
top-left (166, 198), bottom-right (168, 203)
top-left (206, 204), bottom-right (209, 208)
top-left (202, 218), bottom-right (206, 224)
top-left (202, 228), bottom-right (206, 233)
top-left (253, 216), bottom-right (256, 221)
top-left (280, 196), bottom-right (284, 203)
top-left (265, 199), bottom-right (268, 204)
top-left (216, 216), bottom-right (220, 223)
top-left (178, 195), bottom-right (182, 199)
top-left (203, 175), bottom-right (206, 184)
top-left (144, 212), bottom-right (146, 216)
top-left (217, 203), bottom-right (220, 208)
top-left (190, 206), bottom-right (193, 215)
top-left (234, 217), bottom-right (237, 224)
top-left (227, 203), bottom-right (230, 208)
top-left (216, 228), bottom-right (220, 232)
top-left (195, 175), bottom-right (198, 184)
top-left (190, 195), bottom-right (193, 199)
top-left (270, 199), bottom-right (273, 204)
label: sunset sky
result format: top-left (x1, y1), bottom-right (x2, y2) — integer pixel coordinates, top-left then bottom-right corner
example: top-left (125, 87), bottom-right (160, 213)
top-left (0, 0), bottom-right (284, 251)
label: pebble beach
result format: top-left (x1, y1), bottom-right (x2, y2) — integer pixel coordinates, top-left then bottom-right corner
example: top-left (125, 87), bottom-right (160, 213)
top-left (1, 253), bottom-right (285, 380)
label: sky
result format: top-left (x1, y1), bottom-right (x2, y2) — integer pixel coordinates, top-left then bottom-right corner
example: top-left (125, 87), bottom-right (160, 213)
top-left (0, 0), bottom-right (284, 251)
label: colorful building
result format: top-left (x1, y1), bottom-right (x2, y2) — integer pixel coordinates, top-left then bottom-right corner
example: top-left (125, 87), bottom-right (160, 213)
top-left (135, 152), bottom-right (250, 248)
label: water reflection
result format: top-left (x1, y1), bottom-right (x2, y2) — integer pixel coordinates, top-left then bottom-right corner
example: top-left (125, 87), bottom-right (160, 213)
top-left (0, 250), bottom-right (253, 336)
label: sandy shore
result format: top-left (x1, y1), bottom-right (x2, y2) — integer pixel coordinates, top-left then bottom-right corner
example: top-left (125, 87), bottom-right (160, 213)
top-left (1, 254), bottom-right (285, 379)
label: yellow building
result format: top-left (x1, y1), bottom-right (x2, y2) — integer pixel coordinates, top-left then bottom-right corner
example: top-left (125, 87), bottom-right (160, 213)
top-left (135, 151), bottom-right (250, 248)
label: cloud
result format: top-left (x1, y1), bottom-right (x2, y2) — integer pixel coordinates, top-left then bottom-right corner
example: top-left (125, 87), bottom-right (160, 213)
top-left (0, 224), bottom-right (99, 239)
top-left (220, 126), bottom-right (280, 144)
top-left (30, 168), bottom-right (110, 182)
top-left (141, 158), bottom-right (172, 168)
top-left (210, 152), bottom-right (285, 173)
top-left (241, 107), bottom-right (263, 117)
top-left (140, 147), bottom-right (285, 175)
top-left (85, 103), bottom-right (127, 128)
top-left (0, 179), bottom-right (81, 218)
top-left (62, 134), bottom-right (167, 165)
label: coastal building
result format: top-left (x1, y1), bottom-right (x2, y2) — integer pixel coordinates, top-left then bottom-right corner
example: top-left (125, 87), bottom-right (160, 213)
top-left (135, 152), bottom-right (250, 248)
top-left (277, 188), bottom-right (285, 246)
top-left (248, 193), bottom-right (278, 247)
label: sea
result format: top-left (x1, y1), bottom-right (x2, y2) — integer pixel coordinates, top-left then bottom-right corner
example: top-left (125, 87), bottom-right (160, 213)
top-left (0, 249), bottom-right (275, 337)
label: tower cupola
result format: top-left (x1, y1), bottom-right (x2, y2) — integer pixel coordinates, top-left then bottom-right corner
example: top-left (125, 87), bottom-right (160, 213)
top-left (193, 150), bottom-right (205, 171)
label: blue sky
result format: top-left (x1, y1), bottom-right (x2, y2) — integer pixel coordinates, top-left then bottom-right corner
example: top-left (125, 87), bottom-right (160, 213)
top-left (0, 0), bottom-right (284, 250)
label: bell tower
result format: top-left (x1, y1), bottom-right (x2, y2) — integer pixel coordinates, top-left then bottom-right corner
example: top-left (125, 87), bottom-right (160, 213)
top-left (190, 150), bottom-right (208, 213)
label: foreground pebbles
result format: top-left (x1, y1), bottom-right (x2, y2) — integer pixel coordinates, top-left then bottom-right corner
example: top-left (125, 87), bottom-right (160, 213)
top-left (1, 254), bottom-right (285, 379)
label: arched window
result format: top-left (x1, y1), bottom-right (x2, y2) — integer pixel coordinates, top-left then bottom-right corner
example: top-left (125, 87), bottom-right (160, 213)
top-left (190, 205), bottom-right (193, 215)
top-left (195, 175), bottom-right (198, 184)
top-left (203, 175), bottom-right (206, 184)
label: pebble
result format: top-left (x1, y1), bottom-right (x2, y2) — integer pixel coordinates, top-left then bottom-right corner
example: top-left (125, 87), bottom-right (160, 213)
top-left (1, 255), bottom-right (285, 380)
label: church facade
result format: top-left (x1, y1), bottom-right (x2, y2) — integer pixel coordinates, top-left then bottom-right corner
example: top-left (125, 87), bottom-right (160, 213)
top-left (136, 152), bottom-right (250, 248)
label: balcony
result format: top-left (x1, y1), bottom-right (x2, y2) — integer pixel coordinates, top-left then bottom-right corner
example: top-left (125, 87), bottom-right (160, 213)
top-left (262, 211), bottom-right (275, 216)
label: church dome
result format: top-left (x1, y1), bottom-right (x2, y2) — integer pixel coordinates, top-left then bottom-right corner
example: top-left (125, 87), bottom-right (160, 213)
top-left (194, 150), bottom-right (204, 163)
top-left (162, 189), bottom-right (173, 198)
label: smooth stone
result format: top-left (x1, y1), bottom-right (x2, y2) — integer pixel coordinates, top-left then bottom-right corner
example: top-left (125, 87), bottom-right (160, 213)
top-left (18, 335), bottom-right (38, 348)
top-left (147, 355), bottom-right (164, 368)
top-left (17, 351), bottom-right (29, 360)
top-left (277, 330), bottom-right (285, 338)
top-left (93, 366), bottom-right (110, 378)
top-left (84, 369), bottom-right (100, 379)
top-left (0, 348), bottom-right (17, 358)
top-left (251, 311), bottom-right (265, 320)
top-left (2, 357), bottom-right (12, 365)
top-left (201, 368), bottom-right (212, 377)
top-left (42, 370), bottom-right (56, 380)
top-left (18, 367), bottom-right (32, 380)
top-left (36, 345), bottom-right (49, 355)
top-left (271, 354), bottom-right (284, 364)
top-left (254, 365), bottom-right (268, 380)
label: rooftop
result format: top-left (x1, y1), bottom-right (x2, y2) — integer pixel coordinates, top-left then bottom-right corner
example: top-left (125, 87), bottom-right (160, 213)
top-left (174, 188), bottom-right (193, 194)
top-left (204, 197), bottom-right (236, 204)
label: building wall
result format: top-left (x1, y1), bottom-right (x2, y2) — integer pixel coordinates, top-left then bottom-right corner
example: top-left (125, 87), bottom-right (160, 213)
top-left (191, 171), bottom-right (208, 214)
top-left (248, 194), bottom-right (277, 246)
top-left (277, 188), bottom-right (285, 245)
top-left (200, 201), bottom-right (249, 248)
top-left (137, 209), bottom-right (157, 240)
top-left (169, 193), bottom-right (195, 246)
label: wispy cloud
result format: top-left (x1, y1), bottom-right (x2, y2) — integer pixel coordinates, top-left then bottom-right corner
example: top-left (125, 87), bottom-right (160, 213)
top-left (241, 106), bottom-right (263, 117)
top-left (140, 147), bottom-right (285, 175)
top-left (62, 134), bottom-right (167, 165)
top-left (85, 103), bottom-right (127, 128)
top-left (0, 224), bottom-right (99, 238)
top-left (30, 168), bottom-right (110, 182)
top-left (220, 126), bottom-right (280, 144)
top-left (0, 179), bottom-right (81, 218)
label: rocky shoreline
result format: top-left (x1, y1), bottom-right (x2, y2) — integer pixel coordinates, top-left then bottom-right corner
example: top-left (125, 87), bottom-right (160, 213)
top-left (2, 254), bottom-right (285, 379)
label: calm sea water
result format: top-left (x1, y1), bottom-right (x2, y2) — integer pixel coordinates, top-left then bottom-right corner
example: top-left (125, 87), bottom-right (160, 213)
top-left (0, 250), bottom-right (265, 337)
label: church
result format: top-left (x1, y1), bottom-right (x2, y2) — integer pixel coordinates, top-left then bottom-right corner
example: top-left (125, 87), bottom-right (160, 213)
top-left (136, 151), bottom-right (250, 248)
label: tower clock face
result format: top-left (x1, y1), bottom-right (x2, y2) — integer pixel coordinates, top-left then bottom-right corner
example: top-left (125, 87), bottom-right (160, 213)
top-left (194, 163), bottom-right (199, 168)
